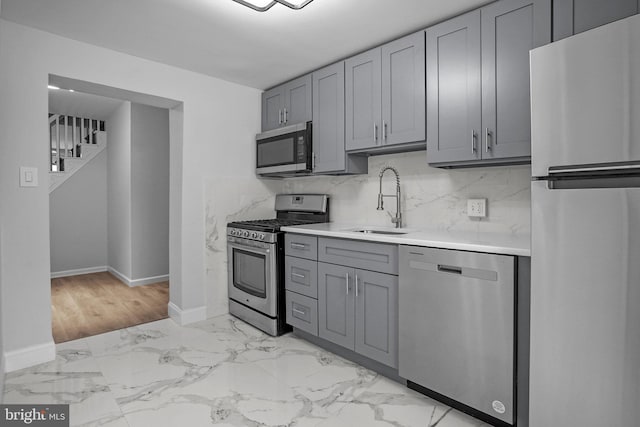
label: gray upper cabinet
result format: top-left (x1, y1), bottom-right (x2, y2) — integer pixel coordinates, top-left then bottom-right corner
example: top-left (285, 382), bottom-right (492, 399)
top-left (481, 0), bottom-right (551, 161)
top-left (262, 88), bottom-right (283, 131)
top-left (318, 262), bottom-right (355, 349)
top-left (346, 32), bottom-right (425, 153)
top-left (554, 0), bottom-right (639, 41)
top-left (427, 0), bottom-right (551, 166)
top-left (261, 74), bottom-right (312, 131)
top-left (345, 49), bottom-right (382, 151)
top-left (426, 11), bottom-right (482, 164)
top-left (354, 269), bottom-right (398, 368)
top-left (313, 62), bottom-right (368, 175)
top-left (381, 32), bottom-right (426, 147)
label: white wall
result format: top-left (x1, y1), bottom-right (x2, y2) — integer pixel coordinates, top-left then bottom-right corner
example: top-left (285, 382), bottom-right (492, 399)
top-left (131, 103), bottom-right (169, 281)
top-left (50, 150), bottom-right (108, 274)
top-left (107, 102), bottom-right (132, 279)
top-left (0, 18), bottom-right (263, 366)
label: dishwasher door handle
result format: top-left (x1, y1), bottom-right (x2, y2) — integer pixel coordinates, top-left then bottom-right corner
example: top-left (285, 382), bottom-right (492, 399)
top-left (437, 264), bottom-right (462, 275)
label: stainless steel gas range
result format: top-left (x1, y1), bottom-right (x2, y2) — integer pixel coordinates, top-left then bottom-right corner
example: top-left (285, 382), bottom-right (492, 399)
top-left (227, 194), bottom-right (329, 336)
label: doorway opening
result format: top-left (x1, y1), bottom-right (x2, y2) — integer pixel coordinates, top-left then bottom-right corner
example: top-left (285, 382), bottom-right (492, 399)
top-left (47, 76), bottom-right (181, 343)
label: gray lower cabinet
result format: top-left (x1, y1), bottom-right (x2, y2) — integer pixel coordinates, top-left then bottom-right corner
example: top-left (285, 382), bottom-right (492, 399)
top-left (345, 31), bottom-right (425, 154)
top-left (312, 62), bottom-right (368, 175)
top-left (285, 255), bottom-right (318, 298)
top-left (286, 290), bottom-right (318, 335)
top-left (285, 234), bottom-right (318, 260)
top-left (261, 74), bottom-right (312, 131)
top-left (317, 260), bottom-right (399, 368)
top-left (553, 0), bottom-right (639, 41)
top-left (318, 237), bottom-right (398, 275)
top-left (354, 269), bottom-right (398, 368)
top-left (427, 0), bottom-right (551, 167)
top-left (318, 262), bottom-right (354, 349)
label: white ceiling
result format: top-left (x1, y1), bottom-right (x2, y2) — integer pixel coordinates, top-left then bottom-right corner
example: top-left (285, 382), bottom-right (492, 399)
top-left (49, 89), bottom-right (124, 120)
top-left (1, 0), bottom-right (491, 90)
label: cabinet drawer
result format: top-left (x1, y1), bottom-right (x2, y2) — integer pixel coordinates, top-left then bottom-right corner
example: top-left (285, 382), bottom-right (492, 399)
top-left (286, 291), bottom-right (318, 336)
top-left (285, 234), bottom-right (318, 260)
top-left (318, 237), bottom-right (398, 275)
top-left (285, 256), bottom-right (318, 298)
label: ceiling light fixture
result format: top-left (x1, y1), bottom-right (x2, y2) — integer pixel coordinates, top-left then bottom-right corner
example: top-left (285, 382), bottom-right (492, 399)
top-left (48, 85), bottom-right (60, 90)
top-left (232, 0), bottom-right (315, 12)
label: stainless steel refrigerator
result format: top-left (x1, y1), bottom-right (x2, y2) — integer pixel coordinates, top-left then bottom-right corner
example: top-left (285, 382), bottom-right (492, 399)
top-left (530, 14), bottom-right (640, 427)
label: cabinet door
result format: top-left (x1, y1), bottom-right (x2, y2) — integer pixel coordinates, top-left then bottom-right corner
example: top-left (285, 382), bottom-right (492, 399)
top-left (481, 0), bottom-right (551, 161)
top-left (354, 270), bottom-right (398, 368)
top-left (426, 11), bottom-right (482, 164)
top-left (345, 48), bottom-right (382, 151)
top-left (381, 31), bottom-right (426, 147)
top-left (283, 74), bottom-right (312, 126)
top-left (318, 262), bottom-right (355, 349)
top-left (554, 0), bottom-right (638, 41)
top-left (262, 87), bottom-right (283, 131)
top-left (312, 62), bottom-right (346, 173)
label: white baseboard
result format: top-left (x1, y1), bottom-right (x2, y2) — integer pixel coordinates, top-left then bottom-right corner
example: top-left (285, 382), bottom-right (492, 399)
top-left (4, 341), bottom-right (56, 373)
top-left (51, 266), bottom-right (108, 279)
top-left (0, 351), bottom-right (5, 402)
top-left (107, 267), bottom-right (168, 287)
top-left (168, 302), bottom-right (207, 326)
top-left (129, 274), bottom-right (169, 287)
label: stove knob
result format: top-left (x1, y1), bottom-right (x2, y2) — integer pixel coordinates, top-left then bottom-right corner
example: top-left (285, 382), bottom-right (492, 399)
top-left (243, 231), bottom-right (250, 238)
top-left (230, 229), bottom-right (236, 236)
top-left (259, 233), bottom-right (265, 240)
top-left (251, 232), bottom-right (258, 239)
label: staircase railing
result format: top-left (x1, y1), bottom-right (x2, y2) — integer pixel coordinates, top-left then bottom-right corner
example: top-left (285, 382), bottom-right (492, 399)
top-left (49, 114), bottom-right (105, 172)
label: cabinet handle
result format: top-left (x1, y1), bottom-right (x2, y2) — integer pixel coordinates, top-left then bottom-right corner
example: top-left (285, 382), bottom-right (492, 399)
top-left (383, 121), bottom-right (387, 143)
top-left (485, 128), bottom-right (492, 153)
top-left (279, 109), bottom-right (283, 125)
top-left (471, 130), bottom-right (477, 154)
top-left (291, 272), bottom-right (306, 279)
top-left (284, 108), bottom-right (288, 124)
top-left (312, 152), bottom-right (316, 171)
top-left (355, 273), bottom-right (359, 297)
top-left (345, 273), bottom-right (349, 294)
top-left (290, 243), bottom-right (306, 249)
top-left (373, 123), bottom-right (378, 144)
top-left (292, 307), bottom-right (306, 316)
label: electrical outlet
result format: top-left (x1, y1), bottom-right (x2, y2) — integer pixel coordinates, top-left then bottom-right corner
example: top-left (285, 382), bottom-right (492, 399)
top-left (467, 198), bottom-right (487, 218)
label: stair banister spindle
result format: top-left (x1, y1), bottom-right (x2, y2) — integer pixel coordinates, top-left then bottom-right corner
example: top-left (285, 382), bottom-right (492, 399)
top-left (55, 116), bottom-right (60, 171)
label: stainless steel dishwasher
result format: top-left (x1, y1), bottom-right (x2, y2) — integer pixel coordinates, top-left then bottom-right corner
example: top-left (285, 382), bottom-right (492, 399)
top-left (399, 245), bottom-right (515, 425)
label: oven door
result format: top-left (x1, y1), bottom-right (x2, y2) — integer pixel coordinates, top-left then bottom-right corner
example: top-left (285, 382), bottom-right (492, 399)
top-left (227, 239), bottom-right (277, 317)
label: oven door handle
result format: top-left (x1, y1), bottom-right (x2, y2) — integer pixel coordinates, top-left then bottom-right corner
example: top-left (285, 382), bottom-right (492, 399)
top-left (227, 242), bottom-right (273, 256)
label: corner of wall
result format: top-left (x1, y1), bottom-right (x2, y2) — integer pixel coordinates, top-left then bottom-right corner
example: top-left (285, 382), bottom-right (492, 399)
top-left (168, 302), bottom-right (206, 326)
top-left (3, 340), bottom-right (55, 373)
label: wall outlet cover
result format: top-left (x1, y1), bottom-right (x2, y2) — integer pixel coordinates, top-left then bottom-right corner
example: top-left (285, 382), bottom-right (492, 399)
top-left (467, 198), bottom-right (487, 218)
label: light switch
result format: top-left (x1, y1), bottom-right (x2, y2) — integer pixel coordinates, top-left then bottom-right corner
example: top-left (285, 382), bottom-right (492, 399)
top-left (20, 167), bottom-right (38, 187)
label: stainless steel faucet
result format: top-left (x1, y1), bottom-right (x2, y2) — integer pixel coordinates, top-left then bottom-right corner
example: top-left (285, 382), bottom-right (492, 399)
top-left (377, 166), bottom-right (402, 228)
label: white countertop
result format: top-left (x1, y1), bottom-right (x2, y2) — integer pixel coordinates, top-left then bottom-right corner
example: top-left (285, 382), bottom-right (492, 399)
top-left (281, 223), bottom-right (531, 257)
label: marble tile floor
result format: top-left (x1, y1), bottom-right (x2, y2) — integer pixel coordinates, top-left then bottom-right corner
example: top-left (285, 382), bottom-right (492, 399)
top-left (2, 314), bottom-right (491, 427)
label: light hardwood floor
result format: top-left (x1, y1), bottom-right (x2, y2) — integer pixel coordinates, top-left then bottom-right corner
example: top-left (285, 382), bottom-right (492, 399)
top-left (51, 271), bottom-right (169, 343)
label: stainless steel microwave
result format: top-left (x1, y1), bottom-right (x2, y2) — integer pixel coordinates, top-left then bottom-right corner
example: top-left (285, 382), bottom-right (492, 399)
top-left (256, 122), bottom-right (312, 177)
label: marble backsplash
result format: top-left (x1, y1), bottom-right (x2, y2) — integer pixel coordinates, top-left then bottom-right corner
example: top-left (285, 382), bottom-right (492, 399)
top-left (282, 152), bottom-right (531, 235)
top-left (204, 151), bottom-right (531, 317)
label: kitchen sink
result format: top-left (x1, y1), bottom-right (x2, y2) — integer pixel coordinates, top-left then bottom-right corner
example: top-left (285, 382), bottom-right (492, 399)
top-left (350, 228), bottom-right (408, 235)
